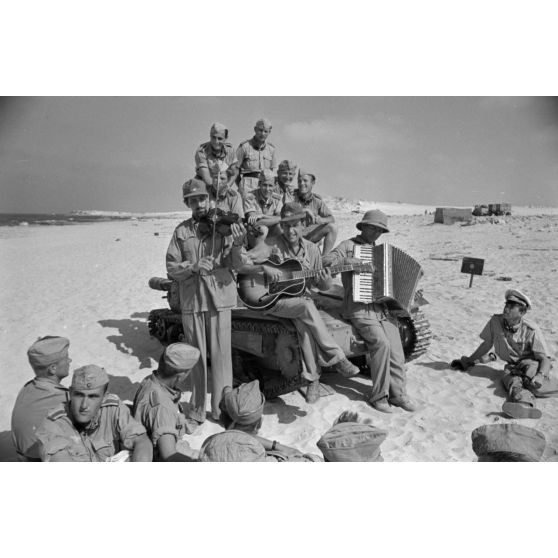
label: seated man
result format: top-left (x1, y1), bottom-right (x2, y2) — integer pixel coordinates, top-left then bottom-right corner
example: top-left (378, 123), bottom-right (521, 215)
top-left (294, 170), bottom-right (337, 255)
top-left (323, 210), bottom-right (418, 413)
top-left (273, 159), bottom-right (298, 203)
top-left (471, 423), bottom-right (546, 462)
top-left (455, 289), bottom-right (551, 419)
top-left (11, 336), bottom-right (71, 461)
top-left (36, 365), bottom-right (152, 462)
top-left (133, 343), bottom-right (201, 461)
top-left (219, 380), bottom-right (305, 458)
top-left (208, 166), bottom-right (244, 217)
top-left (199, 430), bottom-right (268, 462)
top-left (243, 169), bottom-right (283, 260)
top-left (238, 202), bottom-right (360, 404)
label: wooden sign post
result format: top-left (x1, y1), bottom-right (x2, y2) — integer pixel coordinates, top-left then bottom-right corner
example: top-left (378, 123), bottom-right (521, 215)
top-left (461, 257), bottom-right (484, 288)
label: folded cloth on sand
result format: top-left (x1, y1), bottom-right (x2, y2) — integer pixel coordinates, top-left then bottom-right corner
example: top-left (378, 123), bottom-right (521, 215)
top-left (317, 422), bottom-right (387, 462)
top-left (199, 430), bottom-right (266, 462)
top-left (501, 401), bottom-right (542, 420)
top-left (471, 424), bottom-right (546, 461)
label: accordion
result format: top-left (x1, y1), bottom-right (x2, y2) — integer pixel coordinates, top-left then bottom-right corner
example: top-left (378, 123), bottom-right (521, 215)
top-left (352, 243), bottom-right (422, 312)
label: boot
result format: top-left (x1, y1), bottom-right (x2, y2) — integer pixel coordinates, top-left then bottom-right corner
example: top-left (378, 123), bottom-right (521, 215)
top-left (334, 358), bottom-right (360, 378)
top-left (305, 380), bottom-right (321, 404)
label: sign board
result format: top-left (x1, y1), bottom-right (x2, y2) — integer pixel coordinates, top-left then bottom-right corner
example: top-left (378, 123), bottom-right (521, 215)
top-left (461, 257), bottom-right (484, 288)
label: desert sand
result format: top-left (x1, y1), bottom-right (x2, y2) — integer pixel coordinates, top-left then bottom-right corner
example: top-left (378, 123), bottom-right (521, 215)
top-left (1, 200), bottom-right (557, 461)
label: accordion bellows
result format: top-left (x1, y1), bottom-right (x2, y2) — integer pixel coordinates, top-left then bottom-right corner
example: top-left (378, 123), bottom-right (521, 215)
top-left (352, 243), bottom-right (422, 312)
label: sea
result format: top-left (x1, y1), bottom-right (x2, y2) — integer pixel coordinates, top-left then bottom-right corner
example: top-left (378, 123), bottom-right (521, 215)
top-left (0, 212), bottom-right (185, 227)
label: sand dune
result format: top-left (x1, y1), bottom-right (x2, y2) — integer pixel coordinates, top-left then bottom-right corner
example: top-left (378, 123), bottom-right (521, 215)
top-left (1, 203), bottom-right (557, 461)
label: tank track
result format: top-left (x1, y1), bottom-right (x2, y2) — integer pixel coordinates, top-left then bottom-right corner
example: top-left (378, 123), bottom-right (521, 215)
top-left (398, 310), bottom-right (432, 362)
top-left (231, 318), bottom-right (296, 337)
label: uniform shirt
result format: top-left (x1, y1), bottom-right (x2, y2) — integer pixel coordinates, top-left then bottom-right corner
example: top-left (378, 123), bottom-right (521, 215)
top-left (243, 190), bottom-right (283, 217)
top-left (166, 217), bottom-right (248, 313)
top-left (323, 235), bottom-right (376, 318)
top-left (209, 189), bottom-right (245, 218)
top-left (294, 191), bottom-right (332, 227)
top-left (479, 314), bottom-right (549, 364)
top-left (194, 141), bottom-right (237, 178)
top-left (35, 394), bottom-right (146, 462)
top-left (236, 138), bottom-right (277, 195)
top-left (265, 235), bottom-right (323, 290)
top-left (11, 377), bottom-right (69, 460)
top-left (273, 179), bottom-right (296, 204)
top-left (132, 373), bottom-right (187, 460)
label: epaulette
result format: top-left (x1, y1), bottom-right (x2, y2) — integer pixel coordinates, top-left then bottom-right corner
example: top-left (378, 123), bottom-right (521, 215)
top-left (46, 406), bottom-right (67, 421)
top-left (239, 139), bottom-right (251, 147)
top-left (521, 319), bottom-right (537, 332)
top-left (149, 389), bottom-right (161, 407)
top-left (198, 141), bottom-right (210, 150)
top-left (223, 142), bottom-right (233, 148)
top-left (228, 189), bottom-right (239, 199)
top-left (101, 393), bottom-right (121, 407)
top-left (271, 192), bottom-right (282, 201)
top-left (267, 141), bottom-right (275, 148)
top-left (313, 192), bottom-right (323, 200)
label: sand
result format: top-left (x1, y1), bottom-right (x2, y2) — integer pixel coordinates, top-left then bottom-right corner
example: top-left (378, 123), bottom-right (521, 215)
top-left (1, 201), bottom-right (557, 461)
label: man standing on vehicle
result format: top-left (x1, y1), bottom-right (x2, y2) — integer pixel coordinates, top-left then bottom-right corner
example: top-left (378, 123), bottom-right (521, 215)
top-left (194, 122), bottom-right (238, 187)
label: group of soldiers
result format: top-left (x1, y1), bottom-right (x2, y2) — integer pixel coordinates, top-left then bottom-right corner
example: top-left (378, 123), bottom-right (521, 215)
top-left (9, 119), bottom-right (554, 462)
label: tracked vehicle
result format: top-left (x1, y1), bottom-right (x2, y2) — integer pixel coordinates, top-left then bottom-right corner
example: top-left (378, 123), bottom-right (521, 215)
top-left (147, 276), bottom-right (432, 400)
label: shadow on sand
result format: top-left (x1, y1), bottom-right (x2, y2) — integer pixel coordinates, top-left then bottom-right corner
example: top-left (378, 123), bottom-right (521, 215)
top-left (107, 373), bottom-right (143, 403)
top-left (263, 396), bottom-right (308, 425)
top-left (98, 312), bottom-right (161, 370)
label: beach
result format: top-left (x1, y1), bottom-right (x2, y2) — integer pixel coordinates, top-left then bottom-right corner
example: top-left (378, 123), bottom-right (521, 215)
top-left (1, 201), bottom-right (557, 461)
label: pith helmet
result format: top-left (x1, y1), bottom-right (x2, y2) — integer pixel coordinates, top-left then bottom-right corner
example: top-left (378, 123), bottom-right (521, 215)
top-left (182, 178), bottom-right (208, 199)
top-left (356, 210), bottom-right (390, 233)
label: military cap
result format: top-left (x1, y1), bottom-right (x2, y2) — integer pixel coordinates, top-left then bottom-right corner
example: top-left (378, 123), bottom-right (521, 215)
top-left (223, 380), bottom-right (265, 428)
top-left (164, 343), bottom-right (200, 374)
top-left (255, 117), bottom-right (272, 129)
top-left (471, 424), bottom-right (546, 462)
top-left (298, 169), bottom-right (316, 181)
top-left (210, 122), bottom-right (228, 136)
top-left (71, 365), bottom-right (109, 390)
top-left (505, 289), bottom-right (532, 310)
top-left (317, 422), bottom-right (388, 462)
top-left (27, 336), bottom-right (70, 368)
top-left (356, 210), bottom-right (390, 233)
top-left (199, 430), bottom-right (267, 462)
top-left (258, 169), bottom-right (275, 185)
top-left (182, 178), bottom-right (208, 199)
top-left (278, 160), bottom-right (297, 172)
top-left (280, 202), bottom-right (306, 223)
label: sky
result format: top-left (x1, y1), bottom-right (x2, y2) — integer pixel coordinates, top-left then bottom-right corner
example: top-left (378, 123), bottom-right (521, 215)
top-left (1, 96), bottom-right (557, 213)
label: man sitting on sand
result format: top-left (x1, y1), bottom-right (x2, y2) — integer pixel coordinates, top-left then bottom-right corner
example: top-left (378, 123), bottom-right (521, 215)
top-left (133, 343), bottom-right (201, 461)
top-left (36, 365), bottom-right (152, 462)
top-left (11, 336), bottom-right (71, 461)
top-left (323, 210), bottom-right (418, 413)
top-left (454, 289), bottom-right (551, 419)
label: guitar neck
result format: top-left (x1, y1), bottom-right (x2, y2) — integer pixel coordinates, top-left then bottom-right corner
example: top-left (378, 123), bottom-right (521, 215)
top-left (285, 263), bottom-right (365, 281)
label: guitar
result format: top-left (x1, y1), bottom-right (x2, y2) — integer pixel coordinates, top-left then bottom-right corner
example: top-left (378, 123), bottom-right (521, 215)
top-left (237, 258), bottom-right (373, 310)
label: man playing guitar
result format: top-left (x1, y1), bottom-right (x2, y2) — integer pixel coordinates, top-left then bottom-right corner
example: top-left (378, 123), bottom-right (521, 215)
top-left (239, 202), bottom-right (361, 404)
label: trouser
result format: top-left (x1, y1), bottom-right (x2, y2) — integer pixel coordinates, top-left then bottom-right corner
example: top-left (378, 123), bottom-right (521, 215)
top-left (501, 359), bottom-right (538, 406)
top-left (181, 309), bottom-right (233, 422)
top-left (265, 296), bottom-right (346, 382)
top-left (349, 304), bottom-right (407, 403)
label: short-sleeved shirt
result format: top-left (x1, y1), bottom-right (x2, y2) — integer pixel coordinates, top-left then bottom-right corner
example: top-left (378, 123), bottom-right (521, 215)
top-left (194, 142), bottom-right (237, 178)
top-left (273, 179), bottom-right (297, 204)
top-left (209, 189), bottom-right (245, 218)
top-left (243, 190), bottom-right (283, 217)
top-left (479, 314), bottom-right (549, 364)
top-left (132, 373), bottom-right (187, 460)
top-left (236, 139), bottom-right (277, 194)
top-left (11, 377), bottom-right (69, 460)
top-left (265, 235), bottom-right (323, 290)
top-left (166, 218), bottom-right (249, 313)
top-left (35, 394), bottom-right (146, 462)
top-left (294, 191), bottom-right (333, 231)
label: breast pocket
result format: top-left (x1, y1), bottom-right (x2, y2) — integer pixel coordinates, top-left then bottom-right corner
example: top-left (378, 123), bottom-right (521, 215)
top-left (91, 438), bottom-right (115, 461)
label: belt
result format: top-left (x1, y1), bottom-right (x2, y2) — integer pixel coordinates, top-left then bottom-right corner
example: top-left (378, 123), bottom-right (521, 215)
top-left (241, 171), bottom-right (261, 178)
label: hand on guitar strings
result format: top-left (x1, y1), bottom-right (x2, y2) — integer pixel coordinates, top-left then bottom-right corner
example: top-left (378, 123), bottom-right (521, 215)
top-left (262, 264), bottom-right (283, 282)
top-left (315, 267), bottom-right (332, 286)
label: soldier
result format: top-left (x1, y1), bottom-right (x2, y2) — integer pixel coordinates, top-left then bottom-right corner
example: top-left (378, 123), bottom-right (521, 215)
top-left (243, 169), bottom-right (283, 255)
top-left (11, 336), bottom-right (71, 461)
top-left (471, 424), bottom-right (546, 462)
top-left (454, 289), bottom-right (551, 419)
top-left (133, 343), bottom-right (201, 461)
top-left (236, 118), bottom-right (277, 199)
top-left (194, 122), bottom-right (238, 187)
top-left (208, 167), bottom-right (244, 217)
top-left (294, 170), bottom-right (337, 255)
top-left (323, 210), bottom-right (418, 413)
top-left (35, 365), bottom-right (152, 462)
top-left (199, 430), bottom-right (268, 462)
top-left (274, 159), bottom-right (298, 203)
top-left (238, 202), bottom-right (360, 404)
top-left (219, 380), bottom-right (305, 458)
top-left (166, 178), bottom-right (247, 428)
